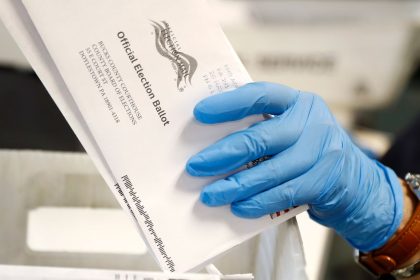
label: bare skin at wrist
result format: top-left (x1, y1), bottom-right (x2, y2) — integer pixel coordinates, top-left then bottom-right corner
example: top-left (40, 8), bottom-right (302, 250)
top-left (392, 179), bottom-right (419, 268)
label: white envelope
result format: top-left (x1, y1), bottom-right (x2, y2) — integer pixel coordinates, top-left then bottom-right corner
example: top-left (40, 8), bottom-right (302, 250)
top-left (0, 0), bottom-right (307, 272)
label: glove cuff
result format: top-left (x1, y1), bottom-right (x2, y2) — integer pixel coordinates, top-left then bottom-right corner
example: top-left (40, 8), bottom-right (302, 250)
top-left (309, 161), bottom-right (404, 252)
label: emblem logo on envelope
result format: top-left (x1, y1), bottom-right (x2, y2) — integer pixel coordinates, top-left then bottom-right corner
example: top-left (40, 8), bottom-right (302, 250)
top-left (151, 20), bottom-right (198, 91)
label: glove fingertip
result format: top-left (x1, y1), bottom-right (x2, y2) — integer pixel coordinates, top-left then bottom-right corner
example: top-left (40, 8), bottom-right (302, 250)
top-left (231, 202), bottom-right (263, 219)
top-left (186, 157), bottom-right (209, 177)
top-left (193, 101), bottom-right (217, 124)
top-left (187, 157), bottom-right (223, 177)
top-left (185, 163), bottom-right (199, 176)
top-left (200, 190), bottom-right (222, 207)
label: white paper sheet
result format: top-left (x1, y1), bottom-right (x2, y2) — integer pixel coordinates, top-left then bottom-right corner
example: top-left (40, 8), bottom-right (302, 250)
top-left (0, 0), bottom-right (307, 272)
top-left (0, 265), bottom-right (220, 280)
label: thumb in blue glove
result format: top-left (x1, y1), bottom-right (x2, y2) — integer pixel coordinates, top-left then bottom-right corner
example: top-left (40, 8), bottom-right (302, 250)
top-left (186, 82), bottom-right (403, 252)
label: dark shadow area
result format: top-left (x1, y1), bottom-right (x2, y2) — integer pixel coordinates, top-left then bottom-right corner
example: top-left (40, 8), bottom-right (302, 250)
top-left (0, 66), bottom-right (83, 151)
top-left (356, 65), bottom-right (420, 136)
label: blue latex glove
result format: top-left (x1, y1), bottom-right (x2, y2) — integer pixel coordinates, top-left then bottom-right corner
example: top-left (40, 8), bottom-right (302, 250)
top-left (186, 82), bottom-right (403, 252)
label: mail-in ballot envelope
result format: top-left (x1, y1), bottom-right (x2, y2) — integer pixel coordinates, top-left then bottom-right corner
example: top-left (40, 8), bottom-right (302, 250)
top-left (1, 0), bottom-right (307, 272)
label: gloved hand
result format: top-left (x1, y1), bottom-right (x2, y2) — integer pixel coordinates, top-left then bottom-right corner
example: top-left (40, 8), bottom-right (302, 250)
top-left (186, 82), bottom-right (403, 252)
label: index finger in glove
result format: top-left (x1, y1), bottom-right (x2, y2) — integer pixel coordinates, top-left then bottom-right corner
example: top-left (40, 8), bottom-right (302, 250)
top-left (194, 82), bottom-right (298, 124)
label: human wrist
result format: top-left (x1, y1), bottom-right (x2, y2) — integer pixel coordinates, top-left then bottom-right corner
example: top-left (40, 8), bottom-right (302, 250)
top-left (356, 172), bottom-right (420, 278)
top-left (390, 179), bottom-right (419, 268)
